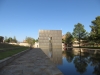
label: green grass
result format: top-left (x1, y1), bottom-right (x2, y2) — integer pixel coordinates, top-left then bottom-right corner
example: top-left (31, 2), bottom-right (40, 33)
top-left (0, 43), bottom-right (19, 48)
top-left (0, 43), bottom-right (29, 50)
top-left (0, 47), bottom-right (29, 60)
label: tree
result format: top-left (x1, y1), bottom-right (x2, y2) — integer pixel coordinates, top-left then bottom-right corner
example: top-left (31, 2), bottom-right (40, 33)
top-left (4, 37), bottom-right (11, 43)
top-left (90, 16), bottom-right (100, 44)
top-left (65, 32), bottom-right (73, 46)
top-left (4, 36), bottom-right (18, 43)
top-left (8, 37), bottom-right (13, 43)
top-left (13, 36), bottom-right (17, 43)
top-left (35, 39), bottom-right (38, 42)
top-left (25, 37), bottom-right (35, 47)
top-left (4, 36), bottom-right (9, 43)
top-left (72, 23), bottom-right (87, 46)
top-left (62, 39), bottom-right (65, 43)
top-left (0, 36), bottom-right (4, 43)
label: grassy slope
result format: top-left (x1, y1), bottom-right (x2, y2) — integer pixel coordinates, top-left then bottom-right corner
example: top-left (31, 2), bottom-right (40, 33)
top-left (0, 43), bottom-right (18, 47)
top-left (0, 43), bottom-right (29, 49)
top-left (0, 47), bottom-right (29, 60)
top-left (0, 43), bottom-right (29, 60)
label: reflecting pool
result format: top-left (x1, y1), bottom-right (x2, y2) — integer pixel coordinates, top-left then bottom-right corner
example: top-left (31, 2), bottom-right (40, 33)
top-left (43, 48), bottom-right (100, 75)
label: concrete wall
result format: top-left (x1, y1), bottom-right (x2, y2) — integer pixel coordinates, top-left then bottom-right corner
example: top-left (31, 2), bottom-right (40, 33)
top-left (9, 42), bottom-right (39, 48)
top-left (19, 43), bottom-right (30, 46)
top-left (39, 30), bottom-right (62, 49)
top-left (34, 42), bottom-right (39, 48)
top-left (9, 43), bottom-right (30, 46)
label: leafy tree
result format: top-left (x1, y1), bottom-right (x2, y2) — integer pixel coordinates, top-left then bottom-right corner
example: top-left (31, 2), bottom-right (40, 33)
top-left (4, 36), bottom-right (7, 41)
top-left (13, 36), bottom-right (17, 43)
top-left (8, 37), bottom-right (13, 43)
top-left (25, 37), bottom-right (35, 47)
top-left (4, 37), bottom-right (10, 43)
top-left (82, 32), bottom-right (89, 40)
top-left (62, 39), bottom-right (65, 43)
top-left (72, 23), bottom-right (87, 46)
top-left (90, 16), bottom-right (100, 44)
top-left (65, 32), bottom-right (73, 45)
top-left (0, 36), bottom-right (4, 43)
top-left (35, 39), bottom-right (38, 42)
top-left (4, 36), bottom-right (17, 43)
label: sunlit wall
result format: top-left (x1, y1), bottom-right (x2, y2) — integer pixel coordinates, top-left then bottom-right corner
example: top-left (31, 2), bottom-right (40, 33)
top-left (39, 30), bottom-right (62, 49)
top-left (39, 30), bottom-right (62, 65)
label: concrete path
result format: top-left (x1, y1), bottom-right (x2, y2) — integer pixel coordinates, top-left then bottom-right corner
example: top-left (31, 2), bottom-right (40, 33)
top-left (0, 48), bottom-right (63, 75)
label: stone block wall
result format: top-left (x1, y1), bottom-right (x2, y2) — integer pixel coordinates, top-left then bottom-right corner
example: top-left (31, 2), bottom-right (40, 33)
top-left (39, 30), bottom-right (62, 49)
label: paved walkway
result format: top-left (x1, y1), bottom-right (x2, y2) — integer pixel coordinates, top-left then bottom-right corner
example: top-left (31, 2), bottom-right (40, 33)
top-left (0, 48), bottom-right (63, 75)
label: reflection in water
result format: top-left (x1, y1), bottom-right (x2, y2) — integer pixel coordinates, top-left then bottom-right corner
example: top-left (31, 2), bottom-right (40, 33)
top-left (58, 48), bottom-right (100, 75)
top-left (41, 48), bottom-right (62, 65)
top-left (73, 48), bottom-right (88, 74)
top-left (64, 50), bottom-right (74, 63)
top-left (41, 47), bottom-right (100, 75)
top-left (89, 54), bottom-right (100, 75)
top-left (50, 48), bottom-right (62, 65)
top-left (48, 41), bottom-right (52, 58)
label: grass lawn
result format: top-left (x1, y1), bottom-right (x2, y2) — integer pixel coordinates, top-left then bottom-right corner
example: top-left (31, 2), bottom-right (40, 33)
top-left (0, 47), bottom-right (29, 60)
top-left (0, 43), bottom-right (19, 48)
top-left (0, 43), bottom-right (29, 50)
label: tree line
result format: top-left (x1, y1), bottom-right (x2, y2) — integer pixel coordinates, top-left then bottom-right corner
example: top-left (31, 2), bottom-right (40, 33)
top-left (63, 16), bottom-right (100, 46)
top-left (3, 36), bottom-right (38, 47)
top-left (4, 36), bottom-right (17, 43)
top-left (0, 36), bottom-right (4, 43)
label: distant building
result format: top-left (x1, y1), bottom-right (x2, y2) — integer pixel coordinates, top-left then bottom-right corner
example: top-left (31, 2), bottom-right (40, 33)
top-left (34, 42), bottom-right (39, 48)
top-left (23, 40), bottom-right (27, 43)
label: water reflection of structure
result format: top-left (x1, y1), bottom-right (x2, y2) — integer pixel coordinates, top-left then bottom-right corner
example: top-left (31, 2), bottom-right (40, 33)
top-left (42, 48), bottom-right (62, 65)
top-left (50, 48), bottom-right (62, 65)
top-left (39, 30), bottom-right (62, 65)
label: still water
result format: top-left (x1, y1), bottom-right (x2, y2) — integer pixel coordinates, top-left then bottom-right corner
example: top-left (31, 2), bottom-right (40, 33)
top-left (43, 48), bottom-right (100, 75)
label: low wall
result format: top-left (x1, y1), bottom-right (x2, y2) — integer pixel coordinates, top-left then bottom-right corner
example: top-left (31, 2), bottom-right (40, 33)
top-left (0, 48), bottom-right (30, 69)
top-left (9, 42), bottom-right (39, 48)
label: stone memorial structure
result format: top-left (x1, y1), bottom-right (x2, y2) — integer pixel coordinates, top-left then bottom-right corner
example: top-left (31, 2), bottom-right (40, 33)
top-left (39, 30), bottom-right (62, 49)
top-left (39, 30), bottom-right (62, 64)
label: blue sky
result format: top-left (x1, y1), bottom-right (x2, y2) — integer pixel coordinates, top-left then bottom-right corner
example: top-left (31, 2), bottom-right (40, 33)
top-left (0, 0), bottom-right (100, 42)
